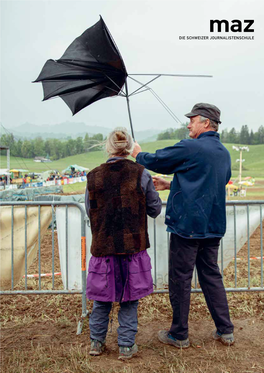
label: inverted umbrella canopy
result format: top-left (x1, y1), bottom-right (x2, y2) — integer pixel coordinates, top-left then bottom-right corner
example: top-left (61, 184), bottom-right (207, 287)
top-left (34, 16), bottom-right (127, 115)
top-left (34, 16), bottom-right (212, 140)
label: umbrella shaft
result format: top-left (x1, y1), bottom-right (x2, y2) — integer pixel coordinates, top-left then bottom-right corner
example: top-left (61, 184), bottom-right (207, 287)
top-left (125, 81), bottom-right (135, 141)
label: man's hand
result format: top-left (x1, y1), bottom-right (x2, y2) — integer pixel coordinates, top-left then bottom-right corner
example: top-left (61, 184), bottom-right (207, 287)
top-left (131, 141), bottom-right (142, 159)
top-left (152, 176), bottom-right (171, 191)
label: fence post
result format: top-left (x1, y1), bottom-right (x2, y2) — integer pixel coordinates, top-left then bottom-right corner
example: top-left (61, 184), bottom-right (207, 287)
top-left (77, 206), bottom-right (88, 335)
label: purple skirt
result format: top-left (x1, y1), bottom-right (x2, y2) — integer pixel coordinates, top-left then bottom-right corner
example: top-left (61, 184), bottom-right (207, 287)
top-left (86, 250), bottom-right (153, 302)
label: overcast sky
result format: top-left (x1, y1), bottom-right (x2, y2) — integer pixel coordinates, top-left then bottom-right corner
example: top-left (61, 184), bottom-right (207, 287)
top-left (1, 0), bottom-right (263, 133)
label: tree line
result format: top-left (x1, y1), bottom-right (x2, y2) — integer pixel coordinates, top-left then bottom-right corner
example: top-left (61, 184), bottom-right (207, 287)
top-left (221, 125), bottom-right (264, 145)
top-left (0, 133), bottom-right (105, 160)
top-left (157, 123), bottom-right (264, 145)
top-left (1, 124), bottom-right (263, 161)
top-left (157, 123), bottom-right (190, 141)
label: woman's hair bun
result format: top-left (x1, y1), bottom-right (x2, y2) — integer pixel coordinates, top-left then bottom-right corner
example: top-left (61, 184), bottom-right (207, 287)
top-left (105, 127), bottom-right (134, 156)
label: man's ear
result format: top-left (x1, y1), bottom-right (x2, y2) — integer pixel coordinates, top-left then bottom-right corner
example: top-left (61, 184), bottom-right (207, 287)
top-left (204, 119), bottom-right (210, 128)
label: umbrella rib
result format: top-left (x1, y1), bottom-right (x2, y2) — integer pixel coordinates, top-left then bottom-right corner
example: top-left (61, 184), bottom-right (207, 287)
top-left (69, 81), bottom-right (123, 96)
top-left (130, 87), bottom-right (152, 96)
top-left (103, 84), bottom-right (123, 95)
top-left (150, 89), bottom-right (181, 123)
top-left (129, 73), bottom-right (213, 78)
top-left (127, 75), bottom-right (161, 97)
top-left (43, 78), bottom-right (110, 100)
top-left (104, 74), bottom-right (126, 96)
top-left (128, 76), bottom-right (181, 123)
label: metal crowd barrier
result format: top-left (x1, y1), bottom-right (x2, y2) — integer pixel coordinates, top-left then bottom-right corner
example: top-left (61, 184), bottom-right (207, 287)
top-left (0, 201), bottom-right (88, 334)
top-left (0, 200), bottom-right (263, 334)
top-left (152, 200), bottom-right (264, 293)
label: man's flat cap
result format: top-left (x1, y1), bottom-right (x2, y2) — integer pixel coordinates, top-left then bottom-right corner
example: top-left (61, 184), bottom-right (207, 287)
top-left (185, 103), bottom-right (222, 124)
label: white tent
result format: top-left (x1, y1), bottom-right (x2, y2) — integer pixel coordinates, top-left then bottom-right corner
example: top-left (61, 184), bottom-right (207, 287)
top-left (0, 169), bottom-right (11, 175)
top-left (62, 164), bottom-right (89, 174)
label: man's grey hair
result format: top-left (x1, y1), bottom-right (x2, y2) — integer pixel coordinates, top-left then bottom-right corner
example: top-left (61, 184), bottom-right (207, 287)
top-left (199, 116), bottom-right (219, 131)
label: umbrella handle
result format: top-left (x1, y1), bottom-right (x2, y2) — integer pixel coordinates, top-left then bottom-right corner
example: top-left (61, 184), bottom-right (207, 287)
top-left (125, 81), bottom-right (135, 141)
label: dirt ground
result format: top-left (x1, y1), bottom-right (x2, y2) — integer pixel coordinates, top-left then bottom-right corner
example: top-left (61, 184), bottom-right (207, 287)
top-left (1, 311), bottom-right (264, 373)
top-left (0, 222), bottom-right (264, 372)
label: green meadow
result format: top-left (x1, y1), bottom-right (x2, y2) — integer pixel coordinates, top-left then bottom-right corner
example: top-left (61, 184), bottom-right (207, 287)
top-left (1, 139), bottom-right (264, 200)
top-left (1, 139), bottom-right (264, 178)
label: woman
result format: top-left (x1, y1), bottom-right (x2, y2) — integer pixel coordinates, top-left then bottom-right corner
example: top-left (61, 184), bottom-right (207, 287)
top-left (85, 127), bottom-right (162, 360)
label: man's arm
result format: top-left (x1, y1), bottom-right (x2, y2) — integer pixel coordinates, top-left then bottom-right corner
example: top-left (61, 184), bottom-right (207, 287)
top-left (131, 141), bottom-right (188, 175)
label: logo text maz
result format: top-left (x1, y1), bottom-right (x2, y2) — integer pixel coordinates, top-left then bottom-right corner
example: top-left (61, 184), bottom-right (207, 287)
top-left (210, 20), bottom-right (254, 32)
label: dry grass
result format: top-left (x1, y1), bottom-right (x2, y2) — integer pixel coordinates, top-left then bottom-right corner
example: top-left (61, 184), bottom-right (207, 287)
top-left (1, 292), bottom-right (264, 372)
top-left (2, 326), bottom-right (264, 373)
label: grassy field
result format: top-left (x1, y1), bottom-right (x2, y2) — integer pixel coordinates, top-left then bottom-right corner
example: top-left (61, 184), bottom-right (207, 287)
top-left (2, 139), bottom-right (263, 198)
top-left (1, 140), bottom-right (264, 178)
top-left (0, 151), bottom-right (105, 174)
top-left (1, 138), bottom-right (264, 197)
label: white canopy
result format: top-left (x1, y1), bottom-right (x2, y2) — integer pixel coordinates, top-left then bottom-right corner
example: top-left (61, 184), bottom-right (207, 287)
top-left (0, 169), bottom-right (11, 175)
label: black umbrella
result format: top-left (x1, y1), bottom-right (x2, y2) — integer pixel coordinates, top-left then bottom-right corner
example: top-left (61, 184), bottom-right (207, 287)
top-left (34, 16), bottom-right (212, 140)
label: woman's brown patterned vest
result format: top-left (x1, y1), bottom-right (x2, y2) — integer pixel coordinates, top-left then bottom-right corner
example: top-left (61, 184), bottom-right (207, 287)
top-left (87, 159), bottom-right (150, 257)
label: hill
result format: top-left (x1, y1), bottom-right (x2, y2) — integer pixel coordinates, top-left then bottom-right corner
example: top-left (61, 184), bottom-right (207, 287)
top-left (4, 122), bottom-right (161, 142)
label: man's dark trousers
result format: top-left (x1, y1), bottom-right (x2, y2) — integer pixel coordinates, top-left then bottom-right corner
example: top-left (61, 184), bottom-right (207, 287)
top-left (169, 233), bottom-right (234, 340)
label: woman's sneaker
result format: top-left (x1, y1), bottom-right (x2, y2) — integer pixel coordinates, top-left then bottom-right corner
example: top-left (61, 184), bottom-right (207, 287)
top-left (89, 340), bottom-right (106, 356)
top-left (212, 330), bottom-right (235, 346)
top-left (158, 330), bottom-right (190, 349)
top-left (118, 344), bottom-right (138, 360)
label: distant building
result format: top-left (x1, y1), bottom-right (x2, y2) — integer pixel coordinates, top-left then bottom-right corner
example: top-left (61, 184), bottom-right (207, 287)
top-left (34, 156), bottom-right (52, 163)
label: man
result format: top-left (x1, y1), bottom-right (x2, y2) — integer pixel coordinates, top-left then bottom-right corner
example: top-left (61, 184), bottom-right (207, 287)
top-left (131, 103), bottom-right (234, 348)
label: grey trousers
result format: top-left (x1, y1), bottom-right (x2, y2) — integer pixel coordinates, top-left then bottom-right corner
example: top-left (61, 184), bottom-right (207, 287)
top-left (89, 300), bottom-right (139, 346)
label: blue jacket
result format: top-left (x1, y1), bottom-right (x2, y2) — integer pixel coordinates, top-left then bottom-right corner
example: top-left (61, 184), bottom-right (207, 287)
top-left (136, 131), bottom-right (231, 239)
